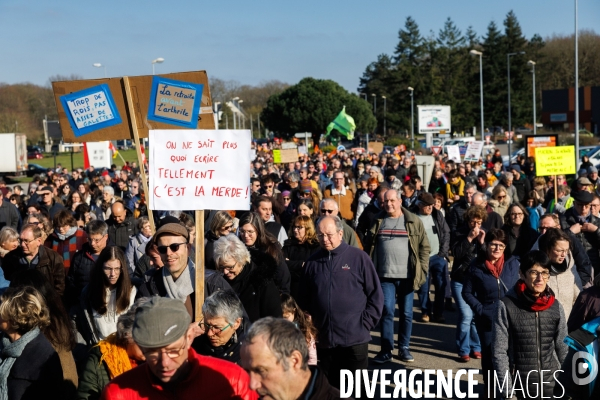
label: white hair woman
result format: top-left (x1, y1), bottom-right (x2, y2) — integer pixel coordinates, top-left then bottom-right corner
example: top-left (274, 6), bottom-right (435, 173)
top-left (213, 234), bottom-right (282, 322)
top-left (192, 290), bottom-right (247, 364)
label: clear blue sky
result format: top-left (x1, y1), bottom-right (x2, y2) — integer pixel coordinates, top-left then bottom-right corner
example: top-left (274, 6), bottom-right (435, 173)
top-left (1, 0), bottom-right (598, 93)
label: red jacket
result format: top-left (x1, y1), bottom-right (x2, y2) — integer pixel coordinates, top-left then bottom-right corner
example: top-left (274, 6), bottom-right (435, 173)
top-left (101, 348), bottom-right (257, 400)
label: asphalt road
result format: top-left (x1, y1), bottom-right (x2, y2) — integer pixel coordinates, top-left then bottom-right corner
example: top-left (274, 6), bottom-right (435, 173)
top-left (354, 293), bottom-right (487, 400)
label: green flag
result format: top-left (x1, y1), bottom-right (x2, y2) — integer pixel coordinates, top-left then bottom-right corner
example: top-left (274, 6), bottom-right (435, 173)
top-left (326, 106), bottom-right (356, 140)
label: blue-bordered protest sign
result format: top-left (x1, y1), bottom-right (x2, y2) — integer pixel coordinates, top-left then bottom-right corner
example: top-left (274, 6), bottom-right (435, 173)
top-left (147, 76), bottom-right (203, 128)
top-left (59, 84), bottom-right (122, 137)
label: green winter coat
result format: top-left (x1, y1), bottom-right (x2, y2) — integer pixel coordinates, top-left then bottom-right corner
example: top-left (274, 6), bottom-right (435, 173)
top-left (76, 346), bottom-right (110, 400)
top-left (364, 207), bottom-right (430, 291)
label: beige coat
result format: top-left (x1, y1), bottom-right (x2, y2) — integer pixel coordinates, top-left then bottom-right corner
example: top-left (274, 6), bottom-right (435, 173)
top-left (546, 251), bottom-right (582, 319)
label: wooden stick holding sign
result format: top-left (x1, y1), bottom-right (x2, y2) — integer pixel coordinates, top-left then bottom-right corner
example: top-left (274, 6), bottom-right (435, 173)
top-left (122, 76), bottom-right (156, 233)
top-left (555, 175), bottom-right (558, 211)
top-left (149, 129), bottom-right (252, 322)
top-left (194, 211), bottom-right (205, 322)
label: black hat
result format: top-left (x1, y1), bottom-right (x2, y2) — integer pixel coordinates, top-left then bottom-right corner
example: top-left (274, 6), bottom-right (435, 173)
top-left (419, 192), bottom-right (436, 206)
top-left (573, 190), bottom-right (593, 204)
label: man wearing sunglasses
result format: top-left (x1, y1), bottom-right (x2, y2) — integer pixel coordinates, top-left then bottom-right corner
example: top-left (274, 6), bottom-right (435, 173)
top-left (319, 199), bottom-right (362, 249)
top-left (102, 296), bottom-right (257, 399)
top-left (137, 221), bottom-right (233, 321)
top-left (33, 185), bottom-right (65, 219)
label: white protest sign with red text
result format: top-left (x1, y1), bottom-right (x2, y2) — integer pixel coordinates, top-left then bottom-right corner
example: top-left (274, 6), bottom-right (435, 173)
top-left (149, 129), bottom-right (251, 211)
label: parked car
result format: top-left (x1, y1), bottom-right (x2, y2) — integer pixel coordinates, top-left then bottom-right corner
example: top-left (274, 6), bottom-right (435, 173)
top-left (27, 145), bottom-right (44, 153)
top-left (26, 163), bottom-right (49, 177)
top-left (27, 151), bottom-right (43, 160)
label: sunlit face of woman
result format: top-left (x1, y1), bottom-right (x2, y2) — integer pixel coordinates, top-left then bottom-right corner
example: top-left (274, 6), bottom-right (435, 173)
top-left (298, 204), bottom-right (313, 217)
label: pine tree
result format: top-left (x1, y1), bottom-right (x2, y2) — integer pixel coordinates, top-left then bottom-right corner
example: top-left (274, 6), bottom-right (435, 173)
top-left (503, 10), bottom-right (530, 129)
top-left (482, 21), bottom-right (506, 128)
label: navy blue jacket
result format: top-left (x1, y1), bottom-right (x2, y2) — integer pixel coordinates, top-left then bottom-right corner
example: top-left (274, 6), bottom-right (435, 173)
top-left (461, 255), bottom-right (521, 331)
top-left (298, 241), bottom-right (383, 349)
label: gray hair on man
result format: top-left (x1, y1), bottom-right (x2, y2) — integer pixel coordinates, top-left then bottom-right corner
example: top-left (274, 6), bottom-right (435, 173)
top-left (465, 182), bottom-right (477, 191)
top-left (0, 227), bottom-right (19, 245)
top-left (288, 171), bottom-right (300, 183)
top-left (316, 215), bottom-right (344, 233)
top-left (472, 192), bottom-right (488, 204)
top-left (202, 290), bottom-right (244, 326)
top-left (213, 234), bottom-right (251, 268)
top-left (244, 317), bottom-right (309, 371)
top-left (86, 219), bottom-right (108, 236)
top-left (319, 198), bottom-right (338, 211)
top-left (116, 297), bottom-right (151, 344)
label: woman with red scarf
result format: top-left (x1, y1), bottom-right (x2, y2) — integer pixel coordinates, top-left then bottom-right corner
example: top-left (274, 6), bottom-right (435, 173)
top-left (492, 250), bottom-right (568, 399)
top-left (462, 229), bottom-right (521, 384)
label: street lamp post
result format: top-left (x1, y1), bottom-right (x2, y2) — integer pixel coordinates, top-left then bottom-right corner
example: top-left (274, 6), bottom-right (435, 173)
top-left (527, 61), bottom-right (537, 136)
top-left (408, 87), bottom-right (414, 149)
top-left (469, 50), bottom-right (484, 141)
top-left (381, 96), bottom-right (387, 136)
top-left (371, 94), bottom-right (377, 134)
top-left (93, 63), bottom-right (107, 78)
top-left (507, 51), bottom-right (525, 162)
top-left (575, 0), bottom-right (580, 165)
top-left (232, 97), bottom-right (239, 129)
top-left (238, 100), bottom-right (244, 129)
top-left (152, 57), bottom-right (164, 75)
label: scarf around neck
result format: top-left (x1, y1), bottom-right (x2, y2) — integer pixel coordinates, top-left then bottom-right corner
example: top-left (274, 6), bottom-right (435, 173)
top-left (162, 258), bottom-right (195, 302)
top-left (55, 226), bottom-right (78, 241)
top-left (0, 327), bottom-right (40, 400)
top-left (515, 279), bottom-right (555, 312)
top-left (98, 333), bottom-right (132, 379)
top-left (485, 254), bottom-right (505, 278)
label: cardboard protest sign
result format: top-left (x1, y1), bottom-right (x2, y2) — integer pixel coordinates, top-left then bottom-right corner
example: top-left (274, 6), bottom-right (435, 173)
top-left (59, 84), bottom-right (122, 137)
top-left (147, 76), bottom-right (203, 128)
top-left (447, 145), bottom-right (461, 162)
top-left (526, 134), bottom-right (558, 159)
top-left (149, 130), bottom-right (251, 211)
top-left (535, 146), bottom-right (576, 176)
top-left (52, 71), bottom-right (214, 142)
top-left (369, 142), bottom-right (383, 154)
top-left (83, 141), bottom-right (112, 169)
top-left (463, 141), bottom-right (484, 162)
top-left (273, 149), bottom-right (299, 164)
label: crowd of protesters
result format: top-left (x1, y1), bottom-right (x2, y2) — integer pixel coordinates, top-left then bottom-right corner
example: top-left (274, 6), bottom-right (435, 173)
top-left (0, 142), bottom-right (600, 399)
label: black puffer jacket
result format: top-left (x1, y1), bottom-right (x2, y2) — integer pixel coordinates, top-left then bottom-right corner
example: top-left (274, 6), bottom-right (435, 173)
top-left (204, 231), bottom-right (220, 270)
top-left (450, 228), bottom-right (484, 283)
top-left (282, 238), bottom-right (320, 299)
top-left (106, 209), bottom-right (138, 251)
top-left (227, 249), bottom-right (283, 322)
top-left (248, 244), bottom-right (291, 294)
top-left (136, 267), bottom-right (232, 319)
top-left (430, 208), bottom-right (450, 259)
top-left (502, 223), bottom-right (539, 259)
top-left (494, 290), bottom-right (566, 399)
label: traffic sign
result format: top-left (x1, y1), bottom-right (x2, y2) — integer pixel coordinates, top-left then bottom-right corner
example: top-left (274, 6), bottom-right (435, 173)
top-left (431, 146), bottom-right (442, 156)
